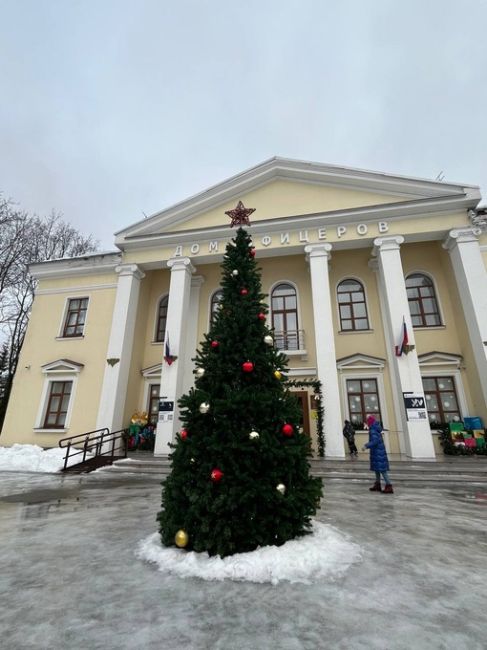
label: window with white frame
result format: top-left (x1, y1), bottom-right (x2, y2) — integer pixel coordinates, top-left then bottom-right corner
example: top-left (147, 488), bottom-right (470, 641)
top-left (210, 290), bottom-right (223, 326)
top-left (155, 296), bottom-right (169, 343)
top-left (271, 283), bottom-right (299, 350)
top-left (422, 376), bottom-right (461, 424)
top-left (337, 279), bottom-right (369, 331)
top-left (405, 274), bottom-right (441, 327)
top-left (62, 297), bottom-right (88, 337)
top-left (36, 359), bottom-right (83, 431)
top-left (346, 378), bottom-right (382, 427)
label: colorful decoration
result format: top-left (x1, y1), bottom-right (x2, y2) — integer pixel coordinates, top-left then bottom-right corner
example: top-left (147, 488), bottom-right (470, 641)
top-left (276, 483), bottom-right (286, 494)
top-left (195, 367), bottom-right (205, 378)
top-left (211, 468), bottom-right (223, 482)
top-left (249, 430), bottom-right (260, 440)
top-left (211, 341), bottom-right (219, 349)
top-left (225, 200), bottom-right (256, 227)
top-left (242, 361), bottom-right (254, 373)
top-left (240, 288), bottom-right (248, 296)
top-left (131, 411), bottom-right (148, 426)
top-left (282, 423), bottom-right (294, 437)
top-left (175, 529), bottom-right (189, 548)
top-left (199, 402), bottom-right (210, 414)
top-left (264, 335), bottom-right (273, 346)
top-left (258, 312), bottom-right (266, 321)
top-left (180, 429), bottom-right (188, 440)
top-left (274, 370), bottom-right (282, 380)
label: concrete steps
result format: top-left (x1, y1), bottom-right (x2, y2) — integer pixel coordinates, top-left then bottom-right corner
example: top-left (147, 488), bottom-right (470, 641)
top-left (99, 455), bottom-right (487, 486)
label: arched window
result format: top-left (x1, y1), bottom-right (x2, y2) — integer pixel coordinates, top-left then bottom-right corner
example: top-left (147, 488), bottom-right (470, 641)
top-left (155, 296), bottom-right (168, 342)
top-left (271, 283), bottom-right (299, 350)
top-left (405, 274), bottom-right (441, 327)
top-left (210, 290), bottom-right (223, 325)
top-left (337, 279), bottom-right (369, 331)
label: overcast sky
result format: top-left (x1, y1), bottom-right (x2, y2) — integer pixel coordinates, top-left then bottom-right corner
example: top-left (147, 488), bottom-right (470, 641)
top-left (1, 0), bottom-right (486, 249)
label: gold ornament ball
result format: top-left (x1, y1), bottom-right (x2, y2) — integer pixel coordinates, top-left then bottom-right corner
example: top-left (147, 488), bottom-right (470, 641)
top-left (274, 370), bottom-right (282, 380)
top-left (175, 529), bottom-right (189, 548)
top-left (199, 402), bottom-right (210, 414)
top-left (264, 335), bottom-right (274, 346)
top-left (249, 430), bottom-right (260, 440)
top-left (276, 483), bottom-right (286, 494)
top-left (195, 367), bottom-right (205, 378)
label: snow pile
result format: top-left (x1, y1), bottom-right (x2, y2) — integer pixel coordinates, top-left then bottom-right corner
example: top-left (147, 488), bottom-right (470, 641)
top-left (137, 521), bottom-right (362, 584)
top-left (0, 444), bottom-right (92, 473)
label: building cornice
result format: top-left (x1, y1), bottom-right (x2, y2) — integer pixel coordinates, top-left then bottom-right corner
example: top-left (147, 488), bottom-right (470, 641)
top-left (30, 252), bottom-right (122, 280)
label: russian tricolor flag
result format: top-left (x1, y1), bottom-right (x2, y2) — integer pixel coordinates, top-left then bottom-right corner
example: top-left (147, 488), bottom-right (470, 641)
top-left (164, 334), bottom-right (175, 365)
top-left (395, 318), bottom-right (409, 357)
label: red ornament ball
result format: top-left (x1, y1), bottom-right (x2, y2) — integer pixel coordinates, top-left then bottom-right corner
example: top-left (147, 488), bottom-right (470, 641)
top-left (240, 288), bottom-right (248, 296)
top-left (242, 361), bottom-right (254, 373)
top-left (211, 340), bottom-right (219, 349)
top-left (282, 423), bottom-right (294, 437)
top-left (257, 312), bottom-right (266, 321)
top-left (180, 429), bottom-right (188, 440)
top-left (249, 248), bottom-right (256, 257)
top-left (211, 468), bottom-right (223, 482)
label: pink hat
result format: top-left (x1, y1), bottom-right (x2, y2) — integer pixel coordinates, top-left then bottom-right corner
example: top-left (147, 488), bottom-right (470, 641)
top-left (366, 415), bottom-right (375, 426)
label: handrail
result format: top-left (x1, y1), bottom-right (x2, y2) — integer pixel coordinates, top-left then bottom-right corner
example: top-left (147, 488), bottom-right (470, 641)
top-left (59, 427), bottom-right (129, 471)
top-left (274, 329), bottom-right (305, 351)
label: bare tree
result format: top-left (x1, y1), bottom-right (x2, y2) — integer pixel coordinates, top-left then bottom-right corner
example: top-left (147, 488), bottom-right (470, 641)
top-left (0, 197), bottom-right (98, 430)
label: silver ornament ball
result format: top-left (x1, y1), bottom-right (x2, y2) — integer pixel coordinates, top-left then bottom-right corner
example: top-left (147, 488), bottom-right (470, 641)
top-left (199, 402), bottom-right (210, 414)
top-left (249, 430), bottom-right (260, 440)
top-left (195, 367), bottom-right (205, 378)
top-left (264, 335), bottom-right (274, 346)
top-left (232, 269), bottom-right (239, 276)
top-left (276, 483), bottom-right (286, 495)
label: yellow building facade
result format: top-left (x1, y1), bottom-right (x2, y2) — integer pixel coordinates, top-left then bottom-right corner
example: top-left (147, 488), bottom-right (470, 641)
top-left (2, 158), bottom-right (487, 460)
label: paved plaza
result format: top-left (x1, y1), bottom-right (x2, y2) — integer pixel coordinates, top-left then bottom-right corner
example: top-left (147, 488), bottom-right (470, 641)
top-left (1, 470), bottom-right (486, 650)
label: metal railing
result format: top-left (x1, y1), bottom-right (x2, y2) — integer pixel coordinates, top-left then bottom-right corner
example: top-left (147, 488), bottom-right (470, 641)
top-left (58, 427), bottom-right (128, 472)
top-left (274, 329), bottom-right (305, 351)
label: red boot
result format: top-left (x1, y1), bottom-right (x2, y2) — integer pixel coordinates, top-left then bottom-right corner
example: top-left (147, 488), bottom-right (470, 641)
top-left (369, 481), bottom-right (382, 492)
top-left (383, 484), bottom-right (394, 494)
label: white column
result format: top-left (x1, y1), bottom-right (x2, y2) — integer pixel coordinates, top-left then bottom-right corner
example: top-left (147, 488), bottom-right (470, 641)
top-left (154, 257), bottom-right (195, 455)
top-left (305, 244), bottom-right (345, 458)
top-left (182, 275), bottom-right (205, 395)
top-left (373, 236), bottom-right (436, 460)
top-left (443, 228), bottom-right (487, 403)
top-left (96, 264), bottom-right (145, 432)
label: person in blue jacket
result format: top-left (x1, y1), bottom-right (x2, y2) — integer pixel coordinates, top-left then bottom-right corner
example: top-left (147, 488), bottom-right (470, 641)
top-left (362, 415), bottom-right (394, 494)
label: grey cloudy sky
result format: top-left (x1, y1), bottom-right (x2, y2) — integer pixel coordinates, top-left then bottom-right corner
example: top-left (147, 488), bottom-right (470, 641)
top-left (1, 0), bottom-right (486, 249)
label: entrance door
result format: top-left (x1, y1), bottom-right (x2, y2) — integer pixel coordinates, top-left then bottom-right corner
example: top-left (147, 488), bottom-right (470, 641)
top-left (292, 391), bottom-right (310, 436)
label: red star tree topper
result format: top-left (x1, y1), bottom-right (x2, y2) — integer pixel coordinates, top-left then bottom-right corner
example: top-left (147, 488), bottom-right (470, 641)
top-left (225, 201), bottom-right (256, 227)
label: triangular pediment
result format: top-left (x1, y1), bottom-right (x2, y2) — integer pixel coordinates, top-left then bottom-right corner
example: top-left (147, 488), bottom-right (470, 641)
top-left (115, 158), bottom-right (475, 247)
top-left (41, 359), bottom-right (84, 374)
top-left (337, 353), bottom-right (386, 370)
top-left (141, 363), bottom-right (162, 379)
top-left (418, 351), bottom-right (463, 368)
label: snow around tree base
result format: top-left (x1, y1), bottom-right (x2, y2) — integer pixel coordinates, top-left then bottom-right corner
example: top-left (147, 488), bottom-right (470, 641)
top-left (136, 521), bottom-right (362, 585)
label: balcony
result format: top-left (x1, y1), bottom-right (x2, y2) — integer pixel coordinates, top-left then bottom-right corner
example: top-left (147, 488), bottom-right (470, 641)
top-left (274, 330), bottom-right (307, 357)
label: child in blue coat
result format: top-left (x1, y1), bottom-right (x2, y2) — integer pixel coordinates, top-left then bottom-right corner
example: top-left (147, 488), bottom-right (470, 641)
top-left (362, 415), bottom-right (394, 494)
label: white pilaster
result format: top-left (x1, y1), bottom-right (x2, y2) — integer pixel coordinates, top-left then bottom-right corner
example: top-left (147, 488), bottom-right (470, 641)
top-left (443, 228), bottom-right (487, 403)
top-left (154, 257), bottom-right (195, 455)
top-left (305, 244), bottom-right (345, 458)
top-left (373, 236), bottom-right (436, 460)
top-left (96, 264), bottom-right (145, 432)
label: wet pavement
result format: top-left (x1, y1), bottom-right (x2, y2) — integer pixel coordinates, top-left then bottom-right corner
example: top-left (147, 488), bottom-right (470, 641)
top-left (0, 470), bottom-right (486, 650)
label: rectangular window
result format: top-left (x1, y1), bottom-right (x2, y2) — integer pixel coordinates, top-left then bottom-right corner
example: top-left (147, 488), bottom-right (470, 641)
top-left (148, 384), bottom-right (160, 426)
top-left (346, 378), bottom-right (381, 427)
top-left (422, 376), bottom-right (460, 424)
top-left (63, 298), bottom-right (88, 337)
top-left (43, 381), bottom-right (72, 428)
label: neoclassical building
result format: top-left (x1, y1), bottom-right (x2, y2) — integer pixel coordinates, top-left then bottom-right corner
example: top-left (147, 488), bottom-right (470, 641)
top-left (2, 158), bottom-right (487, 460)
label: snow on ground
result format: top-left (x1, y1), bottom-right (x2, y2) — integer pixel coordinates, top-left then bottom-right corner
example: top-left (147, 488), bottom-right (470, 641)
top-left (137, 521), bottom-right (362, 584)
top-left (0, 444), bottom-right (92, 473)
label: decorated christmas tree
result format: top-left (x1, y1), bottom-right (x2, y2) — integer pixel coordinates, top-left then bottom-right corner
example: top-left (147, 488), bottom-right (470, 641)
top-left (158, 202), bottom-right (323, 558)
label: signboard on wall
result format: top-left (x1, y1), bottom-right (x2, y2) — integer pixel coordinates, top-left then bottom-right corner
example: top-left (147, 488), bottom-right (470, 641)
top-left (403, 393), bottom-right (427, 421)
top-left (158, 399), bottom-right (174, 423)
